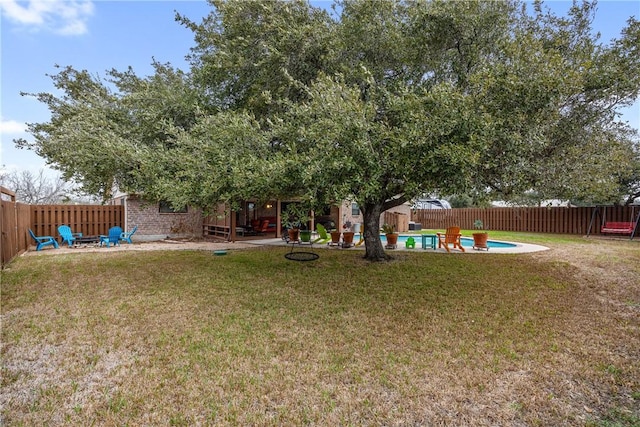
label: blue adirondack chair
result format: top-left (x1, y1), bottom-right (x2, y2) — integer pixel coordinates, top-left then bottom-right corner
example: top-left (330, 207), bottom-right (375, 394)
top-left (58, 225), bottom-right (82, 247)
top-left (120, 225), bottom-right (138, 244)
top-left (29, 229), bottom-right (59, 251)
top-left (100, 226), bottom-right (123, 247)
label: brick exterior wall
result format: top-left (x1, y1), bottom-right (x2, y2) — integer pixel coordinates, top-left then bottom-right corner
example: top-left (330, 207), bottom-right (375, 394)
top-left (114, 195), bottom-right (203, 241)
top-left (111, 194), bottom-right (412, 241)
top-left (339, 201), bottom-right (361, 231)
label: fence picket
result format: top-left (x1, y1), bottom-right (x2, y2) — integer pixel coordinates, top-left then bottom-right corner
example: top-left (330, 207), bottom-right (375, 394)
top-left (411, 206), bottom-right (635, 236)
top-left (2, 201), bottom-right (636, 268)
top-left (2, 203), bottom-right (124, 267)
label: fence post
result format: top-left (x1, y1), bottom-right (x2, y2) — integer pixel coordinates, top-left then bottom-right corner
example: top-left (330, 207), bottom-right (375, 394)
top-left (410, 205), bottom-right (634, 236)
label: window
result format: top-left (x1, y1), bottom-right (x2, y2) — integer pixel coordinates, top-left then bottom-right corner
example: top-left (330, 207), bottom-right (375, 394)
top-left (159, 201), bottom-right (187, 214)
top-left (351, 202), bottom-right (360, 216)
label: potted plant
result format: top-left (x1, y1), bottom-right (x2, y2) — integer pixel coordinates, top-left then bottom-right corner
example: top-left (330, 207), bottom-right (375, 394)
top-left (342, 220), bottom-right (355, 246)
top-left (472, 219), bottom-right (489, 250)
top-left (382, 223), bottom-right (399, 248)
top-left (281, 203), bottom-right (310, 242)
top-left (329, 227), bottom-right (341, 246)
top-left (299, 228), bottom-right (312, 243)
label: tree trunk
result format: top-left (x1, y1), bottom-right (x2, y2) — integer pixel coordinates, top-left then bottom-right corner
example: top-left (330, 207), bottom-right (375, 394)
top-left (361, 202), bottom-right (388, 261)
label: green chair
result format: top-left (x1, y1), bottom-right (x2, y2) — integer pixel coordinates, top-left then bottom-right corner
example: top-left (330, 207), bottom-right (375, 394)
top-left (312, 224), bottom-right (331, 245)
top-left (405, 236), bottom-right (416, 249)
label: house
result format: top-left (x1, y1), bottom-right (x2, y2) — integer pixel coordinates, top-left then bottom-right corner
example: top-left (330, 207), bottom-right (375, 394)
top-left (110, 194), bottom-right (203, 242)
top-left (111, 193), bottom-right (413, 242)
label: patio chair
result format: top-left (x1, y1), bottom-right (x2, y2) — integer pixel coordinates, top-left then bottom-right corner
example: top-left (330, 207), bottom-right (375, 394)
top-left (312, 223), bottom-right (331, 245)
top-left (120, 225), bottom-right (138, 244)
top-left (436, 226), bottom-right (466, 253)
top-left (58, 225), bottom-right (83, 247)
top-left (405, 236), bottom-right (416, 249)
top-left (100, 226), bottom-right (123, 247)
top-left (254, 219), bottom-right (270, 235)
top-left (29, 229), bottom-right (59, 251)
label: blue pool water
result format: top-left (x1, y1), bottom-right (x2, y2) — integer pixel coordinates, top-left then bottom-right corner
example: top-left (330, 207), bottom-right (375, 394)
top-left (379, 234), bottom-right (517, 248)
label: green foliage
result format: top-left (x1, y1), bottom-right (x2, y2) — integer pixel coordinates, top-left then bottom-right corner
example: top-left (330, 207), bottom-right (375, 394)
top-left (15, 62), bottom-right (204, 201)
top-left (281, 202), bottom-right (311, 230)
top-left (381, 223), bottom-right (396, 234)
top-left (14, 0), bottom-right (640, 260)
top-left (177, 0), bottom-right (336, 119)
top-left (447, 194), bottom-right (472, 209)
top-left (471, 2), bottom-right (640, 204)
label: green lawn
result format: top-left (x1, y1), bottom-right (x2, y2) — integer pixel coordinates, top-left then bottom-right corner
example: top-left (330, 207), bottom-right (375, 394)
top-left (2, 236), bottom-right (639, 425)
top-left (417, 229), bottom-right (603, 246)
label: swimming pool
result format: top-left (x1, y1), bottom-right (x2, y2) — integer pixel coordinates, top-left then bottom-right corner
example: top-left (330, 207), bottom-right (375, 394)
top-left (379, 234), bottom-right (518, 249)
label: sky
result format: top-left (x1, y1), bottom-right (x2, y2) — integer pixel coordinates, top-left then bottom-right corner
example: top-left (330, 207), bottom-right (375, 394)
top-left (1, 0), bottom-right (639, 181)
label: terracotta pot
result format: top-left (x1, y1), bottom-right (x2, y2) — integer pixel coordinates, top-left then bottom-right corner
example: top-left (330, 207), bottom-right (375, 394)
top-left (342, 231), bottom-right (355, 244)
top-left (472, 232), bottom-right (489, 250)
top-left (288, 228), bottom-right (300, 242)
top-left (330, 231), bottom-right (341, 244)
top-left (386, 233), bottom-right (399, 246)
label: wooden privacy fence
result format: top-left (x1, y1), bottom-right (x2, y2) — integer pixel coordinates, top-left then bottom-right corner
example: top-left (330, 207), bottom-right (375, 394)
top-left (410, 206), bottom-right (637, 235)
top-left (1, 199), bottom-right (124, 267)
top-left (383, 211), bottom-right (410, 232)
top-left (1, 187), bottom-right (31, 268)
top-left (31, 205), bottom-right (124, 239)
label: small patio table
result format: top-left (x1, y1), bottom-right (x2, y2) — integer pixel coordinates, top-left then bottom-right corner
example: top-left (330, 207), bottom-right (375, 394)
top-left (421, 234), bottom-right (437, 250)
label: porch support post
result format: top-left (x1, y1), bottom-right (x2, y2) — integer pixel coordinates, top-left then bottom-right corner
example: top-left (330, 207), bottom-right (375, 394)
top-left (310, 210), bottom-right (315, 233)
top-left (276, 200), bottom-right (282, 239)
top-left (230, 204), bottom-right (236, 242)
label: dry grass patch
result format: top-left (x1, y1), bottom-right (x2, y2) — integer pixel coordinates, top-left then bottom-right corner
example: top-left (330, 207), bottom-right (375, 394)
top-left (2, 241), bottom-right (639, 425)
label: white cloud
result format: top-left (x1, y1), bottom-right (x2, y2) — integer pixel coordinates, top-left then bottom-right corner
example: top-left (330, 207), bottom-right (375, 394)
top-left (0, 119), bottom-right (26, 135)
top-left (0, 0), bottom-right (94, 36)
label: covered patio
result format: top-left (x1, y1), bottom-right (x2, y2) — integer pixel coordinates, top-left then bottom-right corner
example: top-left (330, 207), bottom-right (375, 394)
top-left (203, 199), bottom-right (343, 242)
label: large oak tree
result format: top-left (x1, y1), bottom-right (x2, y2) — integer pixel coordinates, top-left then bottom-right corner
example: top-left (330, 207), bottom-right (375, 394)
top-left (16, 0), bottom-right (640, 260)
